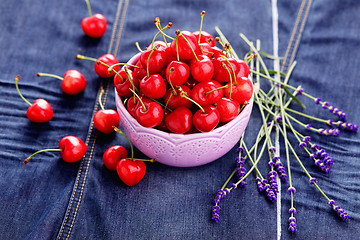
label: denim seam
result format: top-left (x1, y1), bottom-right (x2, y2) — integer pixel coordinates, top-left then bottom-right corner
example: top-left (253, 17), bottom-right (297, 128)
top-left (280, 0), bottom-right (313, 74)
top-left (56, 0), bottom-right (129, 239)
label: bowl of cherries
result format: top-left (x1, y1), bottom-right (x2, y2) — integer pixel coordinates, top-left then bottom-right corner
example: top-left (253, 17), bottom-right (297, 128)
top-left (114, 21), bottom-right (253, 167)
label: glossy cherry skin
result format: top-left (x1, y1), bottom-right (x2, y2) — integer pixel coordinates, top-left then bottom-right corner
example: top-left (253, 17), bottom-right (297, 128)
top-left (216, 97), bottom-right (241, 122)
top-left (236, 59), bottom-right (250, 78)
top-left (103, 145), bottom-right (128, 171)
top-left (135, 100), bottom-right (164, 128)
top-left (139, 74), bottom-right (167, 99)
top-left (191, 80), bottom-right (224, 106)
top-left (27, 99), bottom-right (53, 123)
top-left (116, 158), bottom-right (146, 187)
top-left (58, 136), bottom-right (87, 163)
top-left (193, 30), bottom-right (215, 47)
top-left (224, 77), bottom-right (253, 105)
top-left (165, 61), bottom-right (190, 86)
top-left (114, 68), bottom-right (139, 98)
top-left (134, 60), bottom-right (147, 80)
top-left (170, 30), bottom-right (200, 61)
top-left (95, 54), bottom-right (119, 78)
top-left (140, 48), bottom-right (168, 74)
top-left (165, 107), bottom-right (193, 134)
top-left (164, 85), bottom-right (192, 110)
top-left (61, 70), bottom-right (87, 95)
top-left (213, 56), bottom-right (239, 83)
top-left (93, 109), bottom-right (120, 134)
top-left (184, 76), bottom-right (198, 90)
top-left (193, 105), bottom-right (220, 132)
top-left (189, 55), bottom-right (214, 82)
top-left (126, 96), bottom-right (152, 118)
top-left (81, 13), bottom-right (107, 38)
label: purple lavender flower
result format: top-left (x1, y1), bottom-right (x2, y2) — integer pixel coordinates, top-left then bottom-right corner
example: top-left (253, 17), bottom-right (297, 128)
top-left (309, 177), bottom-right (317, 184)
top-left (297, 88), bottom-right (304, 96)
top-left (288, 186), bottom-right (296, 195)
top-left (211, 189), bottom-right (230, 223)
top-left (315, 98), bottom-right (322, 104)
top-left (289, 207), bottom-right (297, 215)
top-left (269, 147), bottom-right (276, 153)
top-left (288, 216), bottom-right (297, 234)
top-left (268, 170), bottom-right (278, 194)
top-left (256, 177), bottom-right (264, 192)
top-left (236, 147), bottom-right (245, 155)
top-left (318, 128), bottom-right (340, 136)
top-left (315, 98), bottom-right (347, 119)
top-left (236, 156), bottom-right (247, 187)
top-left (311, 144), bottom-right (319, 151)
top-left (329, 200), bottom-right (349, 221)
top-left (335, 121), bottom-right (359, 132)
top-left (306, 124), bottom-right (312, 130)
top-left (275, 161), bottom-right (287, 182)
top-left (262, 179), bottom-right (276, 202)
top-left (276, 116), bottom-right (282, 123)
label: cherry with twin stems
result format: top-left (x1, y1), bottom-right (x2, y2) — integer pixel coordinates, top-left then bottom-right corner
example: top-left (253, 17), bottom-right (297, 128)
top-left (24, 135), bottom-right (87, 165)
top-left (102, 112), bottom-right (156, 186)
top-left (164, 85), bottom-right (192, 110)
top-left (81, 0), bottom-right (107, 38)
top-left (170, 30), bottom-right (200, 61)
top-left (37, 70), bottom-right (86, 95)
top-left (114, 66), bottom-right (139, 98)
top-left (93, 86), bottom-right (120, 134)
top-left (76, 53), bottom-right (119, 78)
top-left (15, 75), bottom-right (53, 123)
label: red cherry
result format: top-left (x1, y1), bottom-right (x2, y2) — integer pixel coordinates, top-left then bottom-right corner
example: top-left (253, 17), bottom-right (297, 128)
top-left (95, 54), bottom-right (119, 78)
top-left (135, 100), bottom-right (164, 128)
top-left (193, 30), bottom-right (215, 47)
top-left (191, 80), bottom-right (224, 106)
top-left (236, 59), bottom-right (250, 78)
top-left (93, 109), bottom-right (120, 134)
top-left (164, 85), bottom-right (192, 110)
top-left (216, 97), bottom-right (241, 122)
top-left (140, 48), bottom-right (168, 75)
top-left (126, 96), bottom-right (152, 118)
top-left (37, 70), bottom-right (87, 95)
top-left (59, 136), bottom-right (87, 163)
top-left (139, 74), bottom-right (167, 99)
top-left (213, 56), bottom-right (239, 83)
top-left (26, 99), bottom-right (54, 123)
top-left (103, 145), bottom-right (128, 171)
top-left (116, 158), bottom-right (146, 186)
top-left (170, 30), bottom-right (200, 61)
top-left (114, 68), bottom-right (139, 98)
top-left (189, 55), bottom-right (214, 82)
top-left (81, 13), bottom-right (107, 38)
top-left (134, 60), bottom-right (147, 80)
top-left (198, 43), bottom-right (214, 58)
top-left (24, 135), bottom-right (87, 165)
top-left (15, 75), bottom-right (53, 123)
top-left (184, 76), bottom-right (198, 90)
top-left (165, 61), bottom-right (190, 86)
top-left (61, 70), bottom-right (87, 95)
top-left (165, 107), bottom-right (193, 134)
top-left (224, 77), bottom-right (253, 105)
top-left (210, 46), bottom-right (223, 59)
top-left (193, 105), bottom-right (220, 132)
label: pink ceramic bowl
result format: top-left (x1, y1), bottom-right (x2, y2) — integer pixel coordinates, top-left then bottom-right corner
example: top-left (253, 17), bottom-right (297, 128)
top-left (115, 53), bottom-right (254, 167)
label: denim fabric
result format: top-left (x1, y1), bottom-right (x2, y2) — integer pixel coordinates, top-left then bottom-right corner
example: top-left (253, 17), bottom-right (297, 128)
top-left (0, 0), bottom-right (359, 239)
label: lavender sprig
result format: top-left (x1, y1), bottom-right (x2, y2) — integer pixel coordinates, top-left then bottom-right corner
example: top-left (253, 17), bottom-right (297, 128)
top-left (211, 189), bottom-right (230, 223)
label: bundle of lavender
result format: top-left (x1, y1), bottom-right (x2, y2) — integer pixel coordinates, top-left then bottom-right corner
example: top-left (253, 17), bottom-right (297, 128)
top-left (211, 28), bottom-right (358, 234)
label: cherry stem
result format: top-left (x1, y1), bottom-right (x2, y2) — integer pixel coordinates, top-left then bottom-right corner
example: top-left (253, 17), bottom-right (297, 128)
top-left (154, 18), bottom-right (174, 41)
top-left (76, 54), bottom-right (97, 62)
top-left (167, 67), bottom-right (177, 93)
top-left (129, 88), bottom-right (147, 112)
top-left (98, 86), bottom-right (105, 110)
top-left (175, 34), bottom-right (180, 61)
top-left (135, 42), bottom-right (144, 53)
top-left (85, 0), bottom-right (92, 17)
top-left (245, 53), bottom-right (258, 64)
top-left (221, 55), bottom-right (237, 85)
top-left (15, 75), bottom-right (32, 106)
top-left (205, 85), bottom-right (229, 95)
top-left (132, 158), bottom-right (157, 163)
top-left (222, 63), bottom-right (233, 99)
top-left (180, 90), bottom-right (205, 113)
top-left (179, 33), bottom-right (199, 62)
top-left (113, 127), bottom-right (134, 160)
top-left (146, 46), bottom-right (158, 77)
top-left (37, 73), bottom-right (63, 81)
top-left (198, 11), bottom-right (206, 44)
top-left (124, 66), bottom-right (139, 92)
top-left (24, 148), bottom-right (63, 165)
top-left (107, 63), bottom-right (139, 74)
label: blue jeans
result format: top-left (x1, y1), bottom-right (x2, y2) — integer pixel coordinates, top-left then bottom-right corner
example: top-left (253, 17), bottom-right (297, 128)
top-left (0, 0), bottom-right (359, 239)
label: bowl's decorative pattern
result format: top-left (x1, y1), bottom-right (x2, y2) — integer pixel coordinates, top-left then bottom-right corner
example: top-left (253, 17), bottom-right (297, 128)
top-left (115, 54), bottom-right (254, 167)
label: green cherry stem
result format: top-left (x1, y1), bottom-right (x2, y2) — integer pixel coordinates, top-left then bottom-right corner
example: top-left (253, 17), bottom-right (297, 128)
top-left (113, 127), bottom-right (134, 160)
top-left (221, 63), bottom-right (233, 99)
top-left (15, 75), bottom-right (32, 106)
top-left (129, 88), bottom-right (147, 112)
top-left (198, 11), bottom-right (206, 44)
top-left (167, 67), bottom-right (177, 94)
top-left (205, 85), bottom-right (229, 95)
top-left (179, 33), bottom-right (199, 62)
top-left (98, 86), bottom-right (105, 110)
top-left (85, 0), bottom-right (92, 17)
top-left (37, 73), bottom-right (63, 81)
top-left (175, 33), bottom-right (180, 61)
top-left (179, 91), bottom-right (205, 113)
top-left (107, 63), bottom-right (139, 73)
top-left (221, 55), bottom-right (237, 85)
top-left (124, 66), bottom-right (139, 92)
top-left (135, 42), bottom-right (144, 53)
top-left (146, 46), bottom-right (158, 77)
top-left (24, 149), bottom-right (63, 165)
